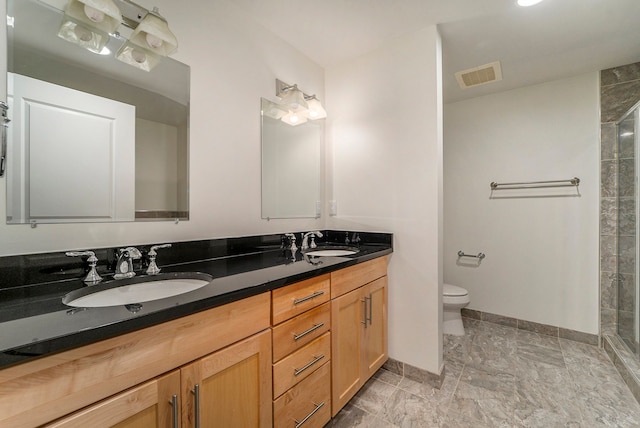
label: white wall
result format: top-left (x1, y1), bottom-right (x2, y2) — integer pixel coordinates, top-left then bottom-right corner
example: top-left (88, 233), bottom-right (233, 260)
top-left (444, 73), bottom-right (600, 334)
top-left (135, 119), bottom-right (179, 211)
top-left (0, 0), bottom-right (325, 256)
top-left (326, 27), bottom-right (443, 374)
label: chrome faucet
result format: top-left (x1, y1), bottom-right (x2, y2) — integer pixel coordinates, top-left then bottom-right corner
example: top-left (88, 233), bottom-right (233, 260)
top-left (114, 247), bottom-right (141, 279)
top-left (65, 250), bottom-right (102, 285)
top-left (284, 233), bottom-right (298, 252)
top-left (146, 243), bottom-right (171, 275)
top-left (301, 231), bottom-right (323, 250)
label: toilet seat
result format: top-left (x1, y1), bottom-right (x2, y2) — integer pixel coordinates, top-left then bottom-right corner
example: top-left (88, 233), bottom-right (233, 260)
top-left (443, 283), bottom-right (468, 297)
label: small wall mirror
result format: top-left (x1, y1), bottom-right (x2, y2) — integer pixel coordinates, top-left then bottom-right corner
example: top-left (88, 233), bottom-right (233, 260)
top-left (5, 0), bottom-right (190, 224)
top-left (261, 98), bottom-right (321, 219)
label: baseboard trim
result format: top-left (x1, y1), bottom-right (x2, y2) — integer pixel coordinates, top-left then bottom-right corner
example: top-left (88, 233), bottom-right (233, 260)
top-left (461, 308), bottom-right (599, 346)
top-left (603, 335), bottom-right (640, 405)
top-left (382, 357), bottom-right (444, 389)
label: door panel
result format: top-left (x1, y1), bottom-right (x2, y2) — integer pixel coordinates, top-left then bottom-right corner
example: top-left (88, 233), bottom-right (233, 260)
top-left (363, 277), bottom-right (388, 378)
top-left (8, 72), bottom-right (135, 223)
top-left (331, 288), bottom-right (364, 415)
top-left (181, 330), bottom-right (272, 427)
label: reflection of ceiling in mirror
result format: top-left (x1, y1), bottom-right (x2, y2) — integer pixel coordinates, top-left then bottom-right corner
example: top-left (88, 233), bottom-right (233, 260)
top-left (9, 0), bottom-right (189, 106)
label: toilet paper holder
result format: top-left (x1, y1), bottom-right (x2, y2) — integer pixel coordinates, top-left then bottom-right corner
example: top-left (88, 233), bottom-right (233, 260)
top-left (457, 251), bottom-right (485, 260)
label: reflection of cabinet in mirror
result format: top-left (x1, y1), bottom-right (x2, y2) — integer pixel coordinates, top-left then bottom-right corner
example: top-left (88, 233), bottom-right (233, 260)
top-left (7, 73), bottom-right (135, 223)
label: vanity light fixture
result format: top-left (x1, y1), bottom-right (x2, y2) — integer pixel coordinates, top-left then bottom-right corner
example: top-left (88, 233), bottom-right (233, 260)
top-left (57, 0), bottom-right (179, 71)
top-left (115, 6), bottom-right (178, 71)
top-left (275, 79), bottom-right (327, 126)
top-left (261, 98), bottom-right (288, 120)
top-left (304, 95), bottom-right (327, 120)
top-left (279, 84), bottom-right (309, 112)
top-left (57, 0), bottom-right (122, 54)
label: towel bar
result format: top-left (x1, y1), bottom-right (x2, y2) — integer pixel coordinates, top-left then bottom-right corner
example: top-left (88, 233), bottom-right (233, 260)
top-left (457, 251), bottom-right (485, 260)
top-left (490, 177), bottom-right (579, 190)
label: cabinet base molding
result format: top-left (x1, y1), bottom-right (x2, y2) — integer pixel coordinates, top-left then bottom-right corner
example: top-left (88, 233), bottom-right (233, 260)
top-left (382, 357), bottom-right (444, 389)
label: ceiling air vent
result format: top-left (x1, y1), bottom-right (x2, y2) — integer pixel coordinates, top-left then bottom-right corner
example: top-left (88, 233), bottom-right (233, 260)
top-left (455, 61), bottom-right (502, 89)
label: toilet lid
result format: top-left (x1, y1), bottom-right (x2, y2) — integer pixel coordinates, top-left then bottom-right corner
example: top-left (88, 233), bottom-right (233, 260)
top-left (443, 283), bottom-right (468, 297)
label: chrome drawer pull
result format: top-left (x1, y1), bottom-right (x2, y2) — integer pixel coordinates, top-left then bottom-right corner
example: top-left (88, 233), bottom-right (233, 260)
top-left (293, 322), bottom-right (325, 341)
top-left (169, 394), bottom-right (178, 428)
top-left (294, 354), bottom-right (325, 376)
top-left (294, 402), bottom-right (325, 428)
top-left (191, 384), bottom-right (200, 428)
top-left (294, 291), bottom-right (325, 305)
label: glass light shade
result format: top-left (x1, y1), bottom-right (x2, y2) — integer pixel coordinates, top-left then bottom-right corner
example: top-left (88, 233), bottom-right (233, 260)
top-left (128, 10), bottom-right (178, 56)
top-left (280, 87), bottom-right (308, 113)
top-left (304, 97), bottom-right (327, 120)
top-left (63, 0), bottom-right (121, 34)
top-left (281, 111), bottom-right (308, 126)
top-left (58, 15), bottom-right (110, 53)
top-left (58, 0), bottom-right (121, 53)
top-left (116, 40), bottom-right (161, 71)
top-left (261, 98), bottom-right (288, 119)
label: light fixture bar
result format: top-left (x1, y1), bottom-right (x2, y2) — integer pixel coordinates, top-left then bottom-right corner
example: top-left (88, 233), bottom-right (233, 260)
top-left (275, 79), bottom-right (326, 121)
top-left (276, 79), bottom-right (316, 100)
top-left (113, 0), bottom-right (149, 28)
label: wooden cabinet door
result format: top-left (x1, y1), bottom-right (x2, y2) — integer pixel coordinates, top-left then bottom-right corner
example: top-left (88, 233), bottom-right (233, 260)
top-left (46, 370), bottom-right (180, 428)
top-left (362, 277), bottom-right (388, 379)
top-left (181, 329), bottom-right (272, 428)
top-left (331, 275), bottom-right (388, 417)
top-left (331, 287), bottom-right (365, 416)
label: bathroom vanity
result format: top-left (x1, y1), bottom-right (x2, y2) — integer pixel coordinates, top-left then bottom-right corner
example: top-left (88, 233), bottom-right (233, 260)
top-left (0, 231), bottom-right (391, 427)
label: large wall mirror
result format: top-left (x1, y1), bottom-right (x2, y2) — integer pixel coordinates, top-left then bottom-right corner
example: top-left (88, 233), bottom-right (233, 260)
top-left (5, 0), bottom-right (190, 224)
top-left (261, 98), bottom-right (321, 219)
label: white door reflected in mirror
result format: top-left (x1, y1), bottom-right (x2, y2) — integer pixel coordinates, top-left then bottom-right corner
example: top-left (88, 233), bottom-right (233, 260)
top-left (7, 73), bottom-right (135, 224)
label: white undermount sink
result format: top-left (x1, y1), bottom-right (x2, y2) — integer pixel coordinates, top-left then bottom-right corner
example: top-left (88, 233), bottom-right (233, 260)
top-left (304, 246), bottom-right (360, 257)
top-left (63, 272), bottom-right (213, 308)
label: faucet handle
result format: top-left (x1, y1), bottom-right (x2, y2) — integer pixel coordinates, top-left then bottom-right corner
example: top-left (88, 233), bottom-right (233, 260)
top-left (65, 251), bottom-right (102, 285)
top-left (146, 244), bottom-right (172, 275)
top-left (149, 243), bottom-right (172, 256)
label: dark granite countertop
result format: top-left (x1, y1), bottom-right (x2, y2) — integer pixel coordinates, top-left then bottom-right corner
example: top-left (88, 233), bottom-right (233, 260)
top-left (0, 234), bottom-right (392, 369)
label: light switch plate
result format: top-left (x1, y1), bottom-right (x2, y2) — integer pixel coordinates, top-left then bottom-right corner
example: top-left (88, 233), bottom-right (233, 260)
top-left (329, 200), bottom-right (337, 216)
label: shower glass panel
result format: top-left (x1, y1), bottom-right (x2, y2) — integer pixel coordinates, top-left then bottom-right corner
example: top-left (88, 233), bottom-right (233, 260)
top-left (617, 101), bottom-right (639, 356)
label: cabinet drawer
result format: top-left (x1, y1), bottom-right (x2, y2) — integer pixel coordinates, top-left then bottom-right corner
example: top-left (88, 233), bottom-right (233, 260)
top-left (272, 274), bottom-right (330, 325)
top-left (273, 362), bottom-right (331, 428)
top-left (273, 332), bottom-right (331, 398)
top-left (272, 302), bottom-right (331, 362)
top-left (331, 256), bottom-right (387, 298)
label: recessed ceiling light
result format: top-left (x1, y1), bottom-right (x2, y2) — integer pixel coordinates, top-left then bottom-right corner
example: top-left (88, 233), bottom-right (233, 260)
top-left (517, 0), bottom-right (544, 6)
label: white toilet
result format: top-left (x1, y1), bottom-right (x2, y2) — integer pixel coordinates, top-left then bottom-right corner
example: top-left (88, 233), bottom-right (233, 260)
top-left (443, 283), bottom-right (471, 336)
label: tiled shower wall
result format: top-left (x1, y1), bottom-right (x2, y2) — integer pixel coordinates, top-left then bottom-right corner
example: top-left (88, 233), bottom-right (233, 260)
top-left (600, 62), bottom-right (640, 404)
top-left (600, 62), bottom-right (640, 339)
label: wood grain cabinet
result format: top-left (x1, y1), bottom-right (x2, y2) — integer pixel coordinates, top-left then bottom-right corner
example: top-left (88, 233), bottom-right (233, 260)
top-left (46, 371), bottom-right (181, 428)
top-left (0, 256), bottom-right (389, 427)
top-left (331, 259), bottom-right (388, 416)
top-left (181, 329), bottom-right (272, 428)
top-left (271, 274), bottom-right (332, 428)
top-left (47, 330), bottom-right (272, 428)
top-left (0, 292), bottom-right (271, 428)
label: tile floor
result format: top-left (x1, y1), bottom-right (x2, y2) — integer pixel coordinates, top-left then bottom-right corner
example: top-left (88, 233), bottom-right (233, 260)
top-left (327, 318), bottom-right (640, 427)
